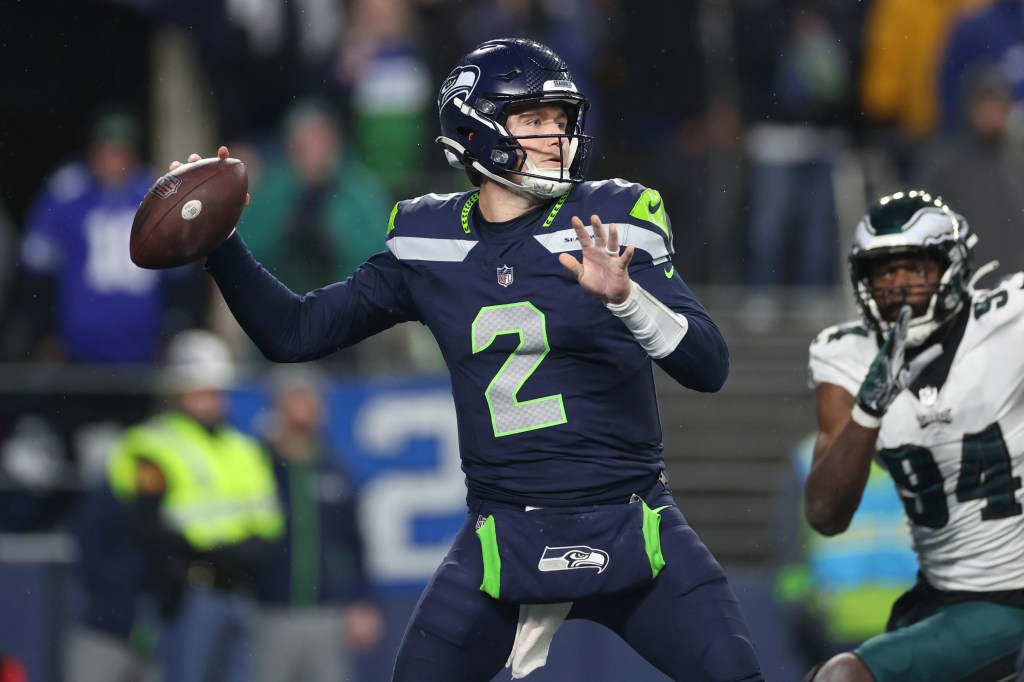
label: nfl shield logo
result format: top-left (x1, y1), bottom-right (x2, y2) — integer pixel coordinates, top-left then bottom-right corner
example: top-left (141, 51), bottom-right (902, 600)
top-left (497, 265), bottom-right (514, 287)
top-left (151, 173), bottom-right (182, 199)
top-left (919, 386), bottom-right (938, 407)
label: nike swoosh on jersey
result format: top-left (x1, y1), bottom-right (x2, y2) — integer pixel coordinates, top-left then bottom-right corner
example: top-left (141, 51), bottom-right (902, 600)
top-left (648, 199), bottom-right (663, 213)
top-left (663, 265), bottom-right (675, 278)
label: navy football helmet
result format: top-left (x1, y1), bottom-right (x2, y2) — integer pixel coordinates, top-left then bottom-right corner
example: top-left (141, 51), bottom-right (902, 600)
top-left (436, 38), bottom-right (593, 199)
top-left (849, 190), bottom-right (976, 347)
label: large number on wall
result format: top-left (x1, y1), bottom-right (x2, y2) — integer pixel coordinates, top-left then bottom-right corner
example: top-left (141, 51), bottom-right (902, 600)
top-left (356, 390), bottom-right (464, 583)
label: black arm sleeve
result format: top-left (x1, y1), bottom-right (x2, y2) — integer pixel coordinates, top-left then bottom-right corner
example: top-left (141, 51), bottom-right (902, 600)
top-left (653, 310), bottom-right (730, 393)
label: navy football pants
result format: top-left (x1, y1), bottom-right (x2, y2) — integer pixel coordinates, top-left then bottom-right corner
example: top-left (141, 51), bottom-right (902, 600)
top-left (391, 487), bottom-right (764, 681)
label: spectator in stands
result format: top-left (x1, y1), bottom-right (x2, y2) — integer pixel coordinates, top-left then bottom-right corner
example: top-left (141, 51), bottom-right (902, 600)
top-left (939, 0), bottom-right (1023, 136)
top-left (240, 97), bottom-right (393, 296)
top-left (64, 480), bottom-right (158, 682)
top-left (15, 106), bottom-right (208, 364)
top-left (0, 414), bottom-right (73, 532)
top-left (239, 97), bottom-right (413, 372)
top-left (858, 0), bottom-right (990, 185)
top-left (332, 0), bottom-right (433, 193)
top-left (158, 0), bottom-right (344, 142)
top-left (601, 1), bottom-right (716, 282)
top-left (915, 67), bottom-right (1024, 277)
top-left (107, 329), bottom-right (283, 682)
top-left (256, 364), bottom-right (383, 682)
top-left (733, 2), bottom-right (857, 330)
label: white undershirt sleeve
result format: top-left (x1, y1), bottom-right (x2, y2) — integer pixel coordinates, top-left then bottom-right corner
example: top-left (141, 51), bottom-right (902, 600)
top-left (604, 282), bottom-right (689, 359)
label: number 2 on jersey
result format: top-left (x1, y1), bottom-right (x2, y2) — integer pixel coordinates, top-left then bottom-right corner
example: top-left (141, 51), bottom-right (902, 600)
top-left (472, 302), bottom-right (567, 437)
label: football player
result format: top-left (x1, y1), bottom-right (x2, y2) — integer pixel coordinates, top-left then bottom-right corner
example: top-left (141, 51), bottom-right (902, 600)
top-left (180, 39), bottom-right (763, 681)
top-left (804, 191), bottom-right (1024, 681)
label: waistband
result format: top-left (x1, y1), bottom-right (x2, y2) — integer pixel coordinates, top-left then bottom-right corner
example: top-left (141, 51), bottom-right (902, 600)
top-left (467, 470), bottom-right (671, 514)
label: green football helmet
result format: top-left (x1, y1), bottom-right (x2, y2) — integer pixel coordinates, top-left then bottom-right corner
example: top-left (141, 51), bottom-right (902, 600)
top-left (849, 190), bottom-right (975, 348)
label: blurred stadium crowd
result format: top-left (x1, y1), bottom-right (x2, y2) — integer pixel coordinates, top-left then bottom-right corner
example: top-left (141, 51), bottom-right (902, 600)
top-left (3, 0), bottom-right (1024, 679)
top-left (4, 0), bottom-right (1024, 345)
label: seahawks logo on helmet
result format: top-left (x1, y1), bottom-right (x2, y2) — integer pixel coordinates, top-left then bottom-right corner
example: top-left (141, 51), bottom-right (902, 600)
top-left (438, 66), bottom-right (479, 112)
top-left (537, 545), bottom-right (609, 573)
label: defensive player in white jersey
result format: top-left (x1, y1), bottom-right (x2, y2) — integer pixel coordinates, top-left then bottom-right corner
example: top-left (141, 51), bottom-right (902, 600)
top-left (803, 191), bottom-right (1024, 682)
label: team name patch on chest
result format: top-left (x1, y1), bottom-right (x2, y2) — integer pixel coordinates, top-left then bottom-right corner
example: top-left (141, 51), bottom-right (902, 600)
top-left (917, 409), bottom-right (953, 428)
top-left (915, 385), bottom-right (953, 427)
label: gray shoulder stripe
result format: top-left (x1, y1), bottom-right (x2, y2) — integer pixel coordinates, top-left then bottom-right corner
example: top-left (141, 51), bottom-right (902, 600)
top-left (387, 236), bottom-right (478, 262)
top-left (533, 222), bottom-right (670, 260)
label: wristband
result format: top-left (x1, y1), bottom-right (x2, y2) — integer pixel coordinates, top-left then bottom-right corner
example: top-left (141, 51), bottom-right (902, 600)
top-left (605, 282), bottom-right (689, 359)
top-left (850, 403), bottom-right (882, 430)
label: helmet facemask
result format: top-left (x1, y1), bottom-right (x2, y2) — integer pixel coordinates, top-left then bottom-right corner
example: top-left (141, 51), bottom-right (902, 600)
top-left (495, 101), bottom-right (586, 198)
top-left (848, 191), bottom-right (974, 348)
top-left (852, 247), bottom-right (969, 347)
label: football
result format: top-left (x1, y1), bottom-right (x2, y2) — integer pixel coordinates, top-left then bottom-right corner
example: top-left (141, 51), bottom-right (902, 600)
top-left (130, 156), bottom-right (248, 269)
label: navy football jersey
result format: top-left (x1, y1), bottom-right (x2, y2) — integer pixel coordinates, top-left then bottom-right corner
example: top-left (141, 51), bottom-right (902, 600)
top-left (207, 179), bottom-right (728, 507)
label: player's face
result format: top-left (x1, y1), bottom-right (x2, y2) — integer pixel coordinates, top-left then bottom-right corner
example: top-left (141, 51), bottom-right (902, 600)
top-left (869, 254), bottom-right (941, 321)
top-left (505, 104), bottom-right (571, 171)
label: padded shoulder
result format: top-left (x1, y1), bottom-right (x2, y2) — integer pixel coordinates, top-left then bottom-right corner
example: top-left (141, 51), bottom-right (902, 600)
top-left (385, 191), bottom-right (480, 262)
top-left (386, 191), bottom-right (478, 239)
top-left (807, 320), bottom-right (875, 395)
top-left (558, 179), bottom-right (673, 264)
top-left (970, 271), bottom-right (1024, 324)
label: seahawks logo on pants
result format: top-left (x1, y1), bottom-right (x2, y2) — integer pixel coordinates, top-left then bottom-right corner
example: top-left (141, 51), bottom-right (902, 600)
top-left (538, 545), bottom-right (609, 573)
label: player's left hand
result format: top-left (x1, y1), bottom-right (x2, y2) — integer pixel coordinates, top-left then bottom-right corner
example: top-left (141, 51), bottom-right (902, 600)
top-left (559, 214), bottom-right (635, 305)
top-left (857, 305), bottom-right (942, 419)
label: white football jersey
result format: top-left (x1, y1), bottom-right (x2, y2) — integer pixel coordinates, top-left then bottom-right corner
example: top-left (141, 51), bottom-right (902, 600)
top-left (808, 272), bottom-right (1024, 592)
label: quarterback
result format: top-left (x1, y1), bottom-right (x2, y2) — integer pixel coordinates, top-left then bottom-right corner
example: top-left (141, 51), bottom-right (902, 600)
top-left (179, 40), bottom-right (763, 681)
top-left (804, 191), bottom-right (1024, 681)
